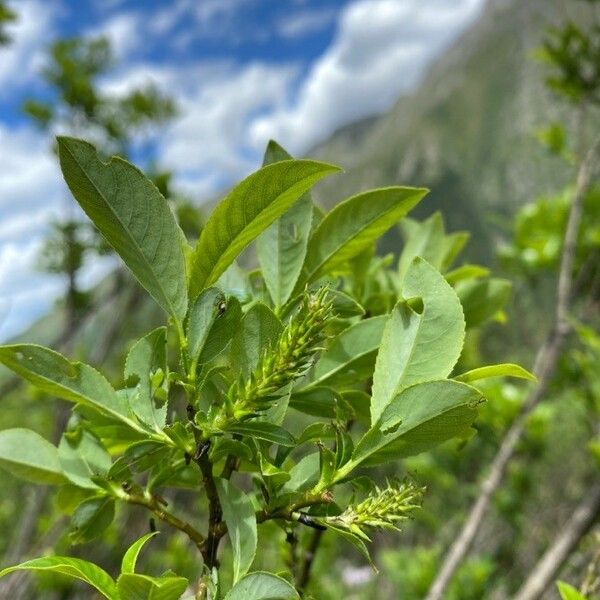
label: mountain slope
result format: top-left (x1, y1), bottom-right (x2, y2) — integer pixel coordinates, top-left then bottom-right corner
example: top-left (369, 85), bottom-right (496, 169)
top-left (310, 0), bottom-right (591, 262)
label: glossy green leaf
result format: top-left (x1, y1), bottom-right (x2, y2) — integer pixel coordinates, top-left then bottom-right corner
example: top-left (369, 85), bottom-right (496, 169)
top-left (226, 422), bottom-right (296, 447)
top-left (59, 429), bottom-right (112, 489)
top-left (257, 141), bottom-right (314, 307)
top-left (310, 316), bottom-right (388, 388)
top-left (121, 532), bottom-right (159, 574)
top-left (351, 380), bottom-right (483, 469)
top-left (117, 573), bottom-right (188, 600)
top-left (370, 258), bottom-right (465, 424)
top-left (70, 496), bottom-right (115, 544)
top-left (455, 363), bottom-right (536, 383)
top-left (301, 186), bottom-right (427, 285)
top-left (0, 344), bottom-right (139, 429)
top-left (229, 303), bottom-right (282, 377)
top-left (455, 277), bottom-right (511, 328)
top-left (189, 158), bottom-right (339, 298)
top-left (57, 137), bottom-right (188, 321)
top-left (216, 479), bottom-right (257, 583)
top-left (0, 428), bottom-right (66, 485)
top-left (223, 572), bottom-right (299, 599)
top-left (124, 327), bottom-right (168, 430)
top-left (0, 556), bottom-right (118, 599)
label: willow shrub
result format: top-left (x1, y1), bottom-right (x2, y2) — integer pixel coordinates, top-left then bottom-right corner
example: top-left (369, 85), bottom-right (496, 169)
top-left (0, 138), bottom-right (533, 599)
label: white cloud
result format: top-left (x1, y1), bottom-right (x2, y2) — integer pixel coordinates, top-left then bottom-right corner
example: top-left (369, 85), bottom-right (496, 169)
top-left (277, 8), bottom-right (338, 39)
top-left (0, 0), bottom-right (57, 94)
top-left (88, 12), bottom-right (142, 58)
top-left (0, 123), bottom-right (69, 341)
top-left (250, 0), bottom-right (485, 153)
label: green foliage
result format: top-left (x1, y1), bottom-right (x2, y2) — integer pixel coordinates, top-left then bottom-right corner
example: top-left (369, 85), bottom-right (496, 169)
top-left (0, 0), bottom-right (16, 46)
top-left (0, 138), bottom-right (523, 598)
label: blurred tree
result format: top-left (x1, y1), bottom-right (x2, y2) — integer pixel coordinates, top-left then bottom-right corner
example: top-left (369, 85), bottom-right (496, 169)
top-left (24, 35), bottom-right (177, 322)
top-left (0, 1), bottom-right (16, 46)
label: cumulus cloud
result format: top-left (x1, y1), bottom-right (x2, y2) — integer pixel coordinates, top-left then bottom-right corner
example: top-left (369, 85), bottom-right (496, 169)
top-left (250, 0), bottom-right (484, 153)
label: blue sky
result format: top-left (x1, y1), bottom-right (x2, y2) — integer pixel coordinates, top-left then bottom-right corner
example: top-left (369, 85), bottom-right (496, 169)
top-left (0, 0), bottom-right (485, 339)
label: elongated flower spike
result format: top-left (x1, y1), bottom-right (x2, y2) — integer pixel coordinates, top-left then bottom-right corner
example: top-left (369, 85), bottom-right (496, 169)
top-left (229, 287), bottom-right (333, 421)
top-left (320, 478), bottom-right (424, 540)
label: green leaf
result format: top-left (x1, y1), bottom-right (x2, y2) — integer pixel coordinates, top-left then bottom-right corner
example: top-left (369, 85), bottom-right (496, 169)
top-left (189, 158), bottom-right (339, 298)
top-left (59, 429), bottom-right (112, 489)
top-left (216, 479), bottom-right (257, 584)
top-left (455, 364), bottom-right (536, 383)
top-left (57, 137), bottom-right (188, 321)
top-left (0, 556), bottom-right (118, 599)
top-left (455, 278), bottom-right (511, 328)
top-left (289, 387), bottom-right (338, 418)
top-left (70, 496), bottom-right (115, 544)
top-left (397, 212), bottom-right (465, 281)
top-left (282, 453), bottom-right (320, 493)
top-left (229, 302), bottom-right (283, 377)
top-left (224, 572), bottom-right (299, 600)
top-left (310, 316), bottom-right (388, 388)
top-left (187, 289), bottom-right (242, 365)
top-left (370, 258), bottom-right (465, 425)
top-left (121, 532), bottom-right (159, 574)
top-left (226, 422), bottom-right (296, 447)
top-left (301, 186), bottom-right (426, 285)
top-left (557, 582), bottom-right (587, 600)
top-left (117, 573), bottom-right (188, 600)
top-left (0, 428), bottom-right (66, 485)
top-left (351, 380), bottom-right (483, 469)
top-left (0, 344), bottom-right (138, 429)
top-left (257, 141), bottom-right (314, 307)
top-left (318, 522), bottom-right (375, 568)
top-left (445, 264), bottom-right (490, 285)
top-left (124, 327), bottom-right (168, 430)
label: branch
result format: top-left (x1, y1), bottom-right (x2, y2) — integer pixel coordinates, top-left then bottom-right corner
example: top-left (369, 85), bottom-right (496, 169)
top-left (514, 483), bottom-right (600, 600)
top-left (124, 491), bottom-right (206, 552)
top-left (424, 132), bottom-right (600, 600)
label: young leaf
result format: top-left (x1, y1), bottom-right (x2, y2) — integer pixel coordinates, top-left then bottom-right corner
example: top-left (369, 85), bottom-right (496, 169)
top-left (124, 327), bottom-right (168, 430)
top-left (187, 289), bottom-right (242, 365)
top-left (223, 572), bottom-right (299, 600)
top-left (70, 497), bottom-right (115, 544)
top-left (300, 186), bottom-right (427, 286)
top-left (556, 582), bottom-right (587, 600)
top-left (189, 159), bottom-right (339, 298)
top-left (351, 380), bottom-right (483, 469)
top-left (455, 363), bottom-right (536, 383)
top-left (121, 532), bottom-right (159, 574)
top-left (216, 479), bottom-right (257, 584)
top-left (229, 303), bottom-right (282, 377)
top-left (0, 344), bottom-right (139, 430)
top-left (309, 316), bottom-right (388, 388)
top-left (289, 387), bottom-right (338, 418)
top-left (117, 573), bottom-right (188, 600)
top-left (0, 556), bottom-right (118, 599)
top-left (225, 422), bottom-right (296, 447)
top-left (370, 258), bottom-right (465, 425)
top-left (257, 140), bottom-right (314, 307)
top-left (57, 137), bottom-right (188, 322)
top-left (0, 428), bottom-right (66, 485)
